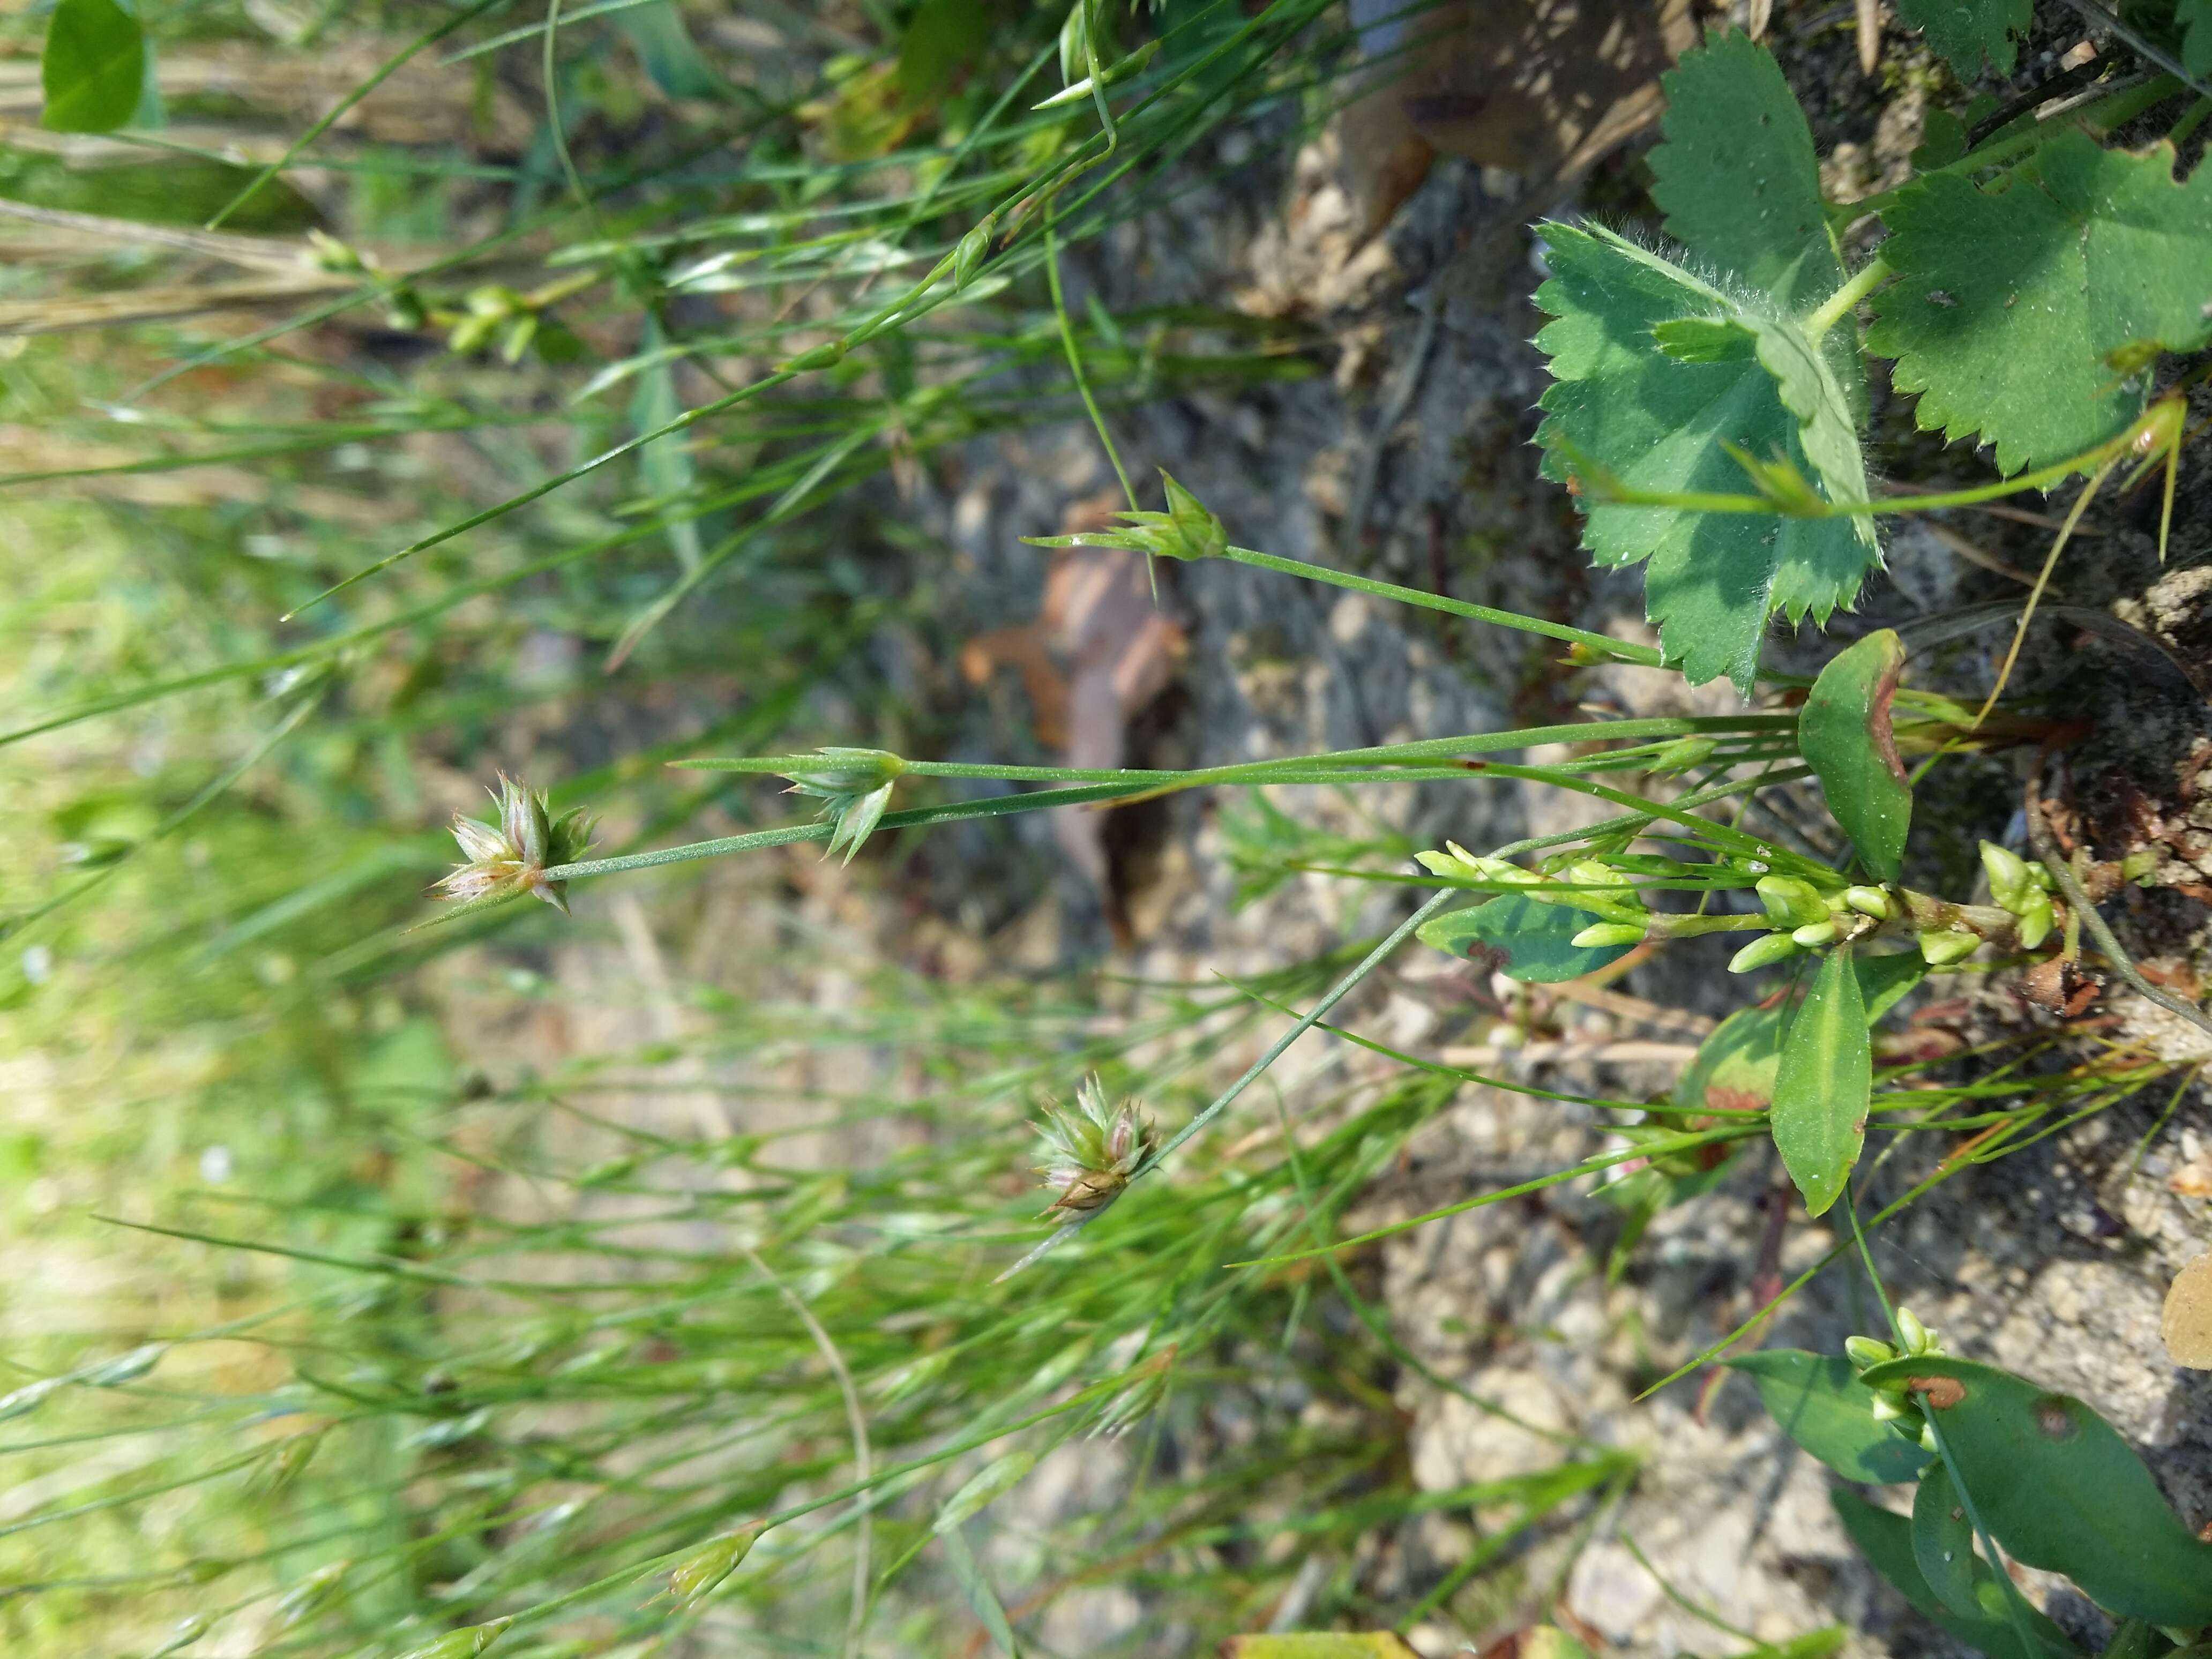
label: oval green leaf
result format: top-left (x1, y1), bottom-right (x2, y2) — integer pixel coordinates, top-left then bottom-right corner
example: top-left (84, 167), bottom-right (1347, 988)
top-left (1414, 893), bottom-right (1634, 983)
top-left (1800, 630), bottom-right (1912, 883)
top-left (1770, 945), bottom-right (1871, 1216)
top-left (1912, 1459), bottom-right (1981, 1618)
top-left (40, 0), bottom-right (145, 134)
top-left (1857, 1355), bottom-right (2212, 1625)
top-left (1830, 1488), bottom-right (2081, 1659)
top-left (1726, 1349), bottom-right (1932, 1483)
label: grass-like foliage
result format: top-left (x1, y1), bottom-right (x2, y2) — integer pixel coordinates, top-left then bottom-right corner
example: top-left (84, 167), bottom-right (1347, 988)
top-left (7, 0), bottom-right (2212, 1655)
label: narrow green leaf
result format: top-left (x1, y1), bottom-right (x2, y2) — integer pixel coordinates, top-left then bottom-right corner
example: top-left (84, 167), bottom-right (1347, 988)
top-left (40, 0), bottom-right (145, 133)
top-left (1893, 0), bottom-right (2030, 75)
top-left (1533, 223), bottom-right (1877, 692)
top-left (1728, 1350), bottom-right (1932, 1482)
top-left (1799, 629), bottom-right (1911, 882)
top-left (1648, 27), bottom-right (1844, 313)
top-left (2095, 1620), bottom-right (2169, 1659)
top-left (940, 1524), bottom-right (1021, 1657)
top-left (1856, 1355), bottom-right (2212, 1625)
top-left (1218, 1638), bottom-right (1423, 1659)
top-left (1414, 893), bottom-right (1634, 983)
top-left (1769, 945), bottom-right (1870, 1216)
top-left (1830, 1488), bottom-right (2081, 1659)
top-left (933, 1449), bottom-right (1037, 1533)
top-left (1865, 131), bottom-right (2212, 475)
top-left (614, 2), bottom-right (727, 100)
top-left (1912, 1460), bottom-right (1981, 1618)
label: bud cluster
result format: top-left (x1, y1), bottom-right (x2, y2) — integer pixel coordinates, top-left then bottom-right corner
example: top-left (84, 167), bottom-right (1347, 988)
top-left (436, 776), bottom-right (596, 915)
top-left (782, 748), bottom-right (907, 865)
top-left (1025, 472), bottom-right (1228, 564)
top-left (1845, 1306), bottom-right (1945, 1453)
top-left (1979, 840), bottom-right (2056, 948)
top-left (1034, 1075), bottom-right (1157, 1221)
top-left (1722, 873), bottom-right (1894, 973)
top-left (1416, 842), bottom-right (1650, 949)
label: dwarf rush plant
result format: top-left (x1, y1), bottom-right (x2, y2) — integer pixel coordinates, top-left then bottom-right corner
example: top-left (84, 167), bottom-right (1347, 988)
top-left (9, 1), bottom-right (2212, 1656)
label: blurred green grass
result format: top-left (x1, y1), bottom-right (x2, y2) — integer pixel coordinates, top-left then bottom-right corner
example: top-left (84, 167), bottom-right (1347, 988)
top-left (0, 2), bottom-right (1593, 1653)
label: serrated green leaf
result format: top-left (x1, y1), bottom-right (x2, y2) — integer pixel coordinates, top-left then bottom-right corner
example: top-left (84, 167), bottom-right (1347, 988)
top-left (1857, 1354), bottom-right (2212, 1624)
top-left (1534, 223), bottom-right (1877, 692)
top-left (1769, 944), bottom-right (1869, 1216)
top-left (1894, 0), bottom-right (2030, 74)
top-left (40, 0), bottom-right (144, 134)
top-left (1649, 28), bottom-right (1843, 313)
top-left (1912, 1460), bottom-right (1981, 1618)
top-left (1414, 892), bottom-right (1633, 983)
top-left (1830, 1488), bottom-right (2081, 1659)
top-left (1725, 1350), bottom-right (1932, 1483)
top-left (1800, 629), bottom-right (1912, 882)
top-left (1865, 131), bottom-right (2212, 475)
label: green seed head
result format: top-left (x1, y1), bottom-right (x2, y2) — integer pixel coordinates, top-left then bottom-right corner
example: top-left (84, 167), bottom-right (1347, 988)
top-left (1979, 841), bottom-right (2035, 911)
top-left (1570, 922), bottom-right (1646, 949)
top-left (1790, 920), bottom-right (1839, 948)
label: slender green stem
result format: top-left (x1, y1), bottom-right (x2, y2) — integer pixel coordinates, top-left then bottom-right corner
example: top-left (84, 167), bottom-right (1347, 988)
top-left (679, 715), bottom-right (1791, 784)
top-left (1045, 190), bottom-right (1137, 509)
top-left (205, 0), bottom-right (518, 228)
top-left (1212, 543), bottom-right (1667, 664)
top-left (1804, 257), bottom-right (1889, 343)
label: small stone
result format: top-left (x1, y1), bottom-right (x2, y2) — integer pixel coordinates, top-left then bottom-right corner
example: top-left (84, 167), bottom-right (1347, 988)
top-left (2163, 1254), bottom-right (2212, 1369)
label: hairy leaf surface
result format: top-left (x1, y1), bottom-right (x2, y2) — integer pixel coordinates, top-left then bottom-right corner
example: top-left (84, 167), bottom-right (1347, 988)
top-left (1866, 132), bottom-right (2212, 474)
top-left (1648, 28), bottom-right (1841, 312)
top-left (1893, 0), bottom-right (2029, 74)
top-left (1534, 225), bottom-right (1878, 691)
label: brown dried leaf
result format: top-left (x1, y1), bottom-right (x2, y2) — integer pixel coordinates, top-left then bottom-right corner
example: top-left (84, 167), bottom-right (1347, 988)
top-left (2164, 1254), bottom-right (2212, 1369)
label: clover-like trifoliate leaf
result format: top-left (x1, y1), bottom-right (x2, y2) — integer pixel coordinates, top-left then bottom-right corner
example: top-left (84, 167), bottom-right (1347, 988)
top-left (1535, 224), bottom-right (1878, 692)
top-left (1649, 28), bottom-right (1842, 314)
top-left (1893, 0), bottom-right (2030, 75)
top-left (1865, 131), bottom-right (2212, 476)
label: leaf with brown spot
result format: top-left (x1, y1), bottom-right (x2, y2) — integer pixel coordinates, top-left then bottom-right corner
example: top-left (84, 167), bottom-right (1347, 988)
top-left (1859, 1354), bottom-right (2212, 1623)
top-left (1800, 629), bottom-right (1912, 883)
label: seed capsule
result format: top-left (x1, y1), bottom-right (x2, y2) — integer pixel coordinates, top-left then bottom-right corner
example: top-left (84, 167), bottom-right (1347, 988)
top-left (1791, 920), bottom-right (1838, 948)
top-left (1728, 931), bottom-right (1803, 974)
top-left (1843, 1335), bottom-right (1895, 1370)
top-left (1919, 930), bottom-right (1978, 966)
top-left (1570, 922), bottom-right (1646, 948)
top-left (1757, 875), bottom-right (1830, 928)
top-left (1843, 885), bottom-right (1893, 920)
